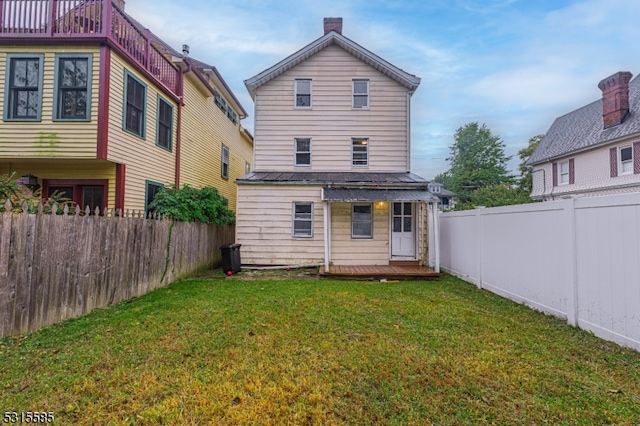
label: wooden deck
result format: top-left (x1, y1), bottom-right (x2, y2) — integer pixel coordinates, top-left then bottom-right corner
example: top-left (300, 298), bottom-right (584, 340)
top-left (320, 263), bottom-right (439, 280)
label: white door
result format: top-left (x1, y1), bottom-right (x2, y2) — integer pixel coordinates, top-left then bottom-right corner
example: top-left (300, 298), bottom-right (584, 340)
top-left (391, 202), bottom-right (415, 257)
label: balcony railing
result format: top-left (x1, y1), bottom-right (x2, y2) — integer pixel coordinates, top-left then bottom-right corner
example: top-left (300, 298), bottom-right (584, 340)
top-left (0, 0), bottom-right (179, 95)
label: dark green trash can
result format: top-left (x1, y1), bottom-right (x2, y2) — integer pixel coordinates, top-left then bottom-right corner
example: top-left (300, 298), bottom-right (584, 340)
top-left (220, 243), bottom-right (242, 274)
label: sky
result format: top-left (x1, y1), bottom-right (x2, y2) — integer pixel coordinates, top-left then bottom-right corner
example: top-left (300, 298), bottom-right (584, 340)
top-left (127, 0), bottom-right (640, 180)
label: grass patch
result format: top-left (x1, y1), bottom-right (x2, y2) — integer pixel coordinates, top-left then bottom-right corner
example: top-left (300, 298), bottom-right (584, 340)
top-left (1, 274), bottom-right (639, 424)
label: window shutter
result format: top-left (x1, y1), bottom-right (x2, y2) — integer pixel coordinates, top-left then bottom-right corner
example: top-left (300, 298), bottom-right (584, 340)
top-left (569, 158), bottom-right (575, 184)
top-left (552, 162), bottom-right (558, 187)
top-left (610, 147), bottom-right (618, 177)
top-left (634, 142), bottom-right (640, 175)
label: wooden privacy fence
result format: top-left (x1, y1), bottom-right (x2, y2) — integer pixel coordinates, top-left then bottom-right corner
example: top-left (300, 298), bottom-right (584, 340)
top-left (0, 201), bottom-right (235, 338)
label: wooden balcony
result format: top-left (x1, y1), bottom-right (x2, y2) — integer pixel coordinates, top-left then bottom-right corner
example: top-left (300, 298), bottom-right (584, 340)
top-left (0, 0), bottom-right (180, 96)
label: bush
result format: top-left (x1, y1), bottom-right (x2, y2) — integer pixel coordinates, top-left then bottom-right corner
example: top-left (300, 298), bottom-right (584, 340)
top-left (148, 184), bottom-right (235, 225)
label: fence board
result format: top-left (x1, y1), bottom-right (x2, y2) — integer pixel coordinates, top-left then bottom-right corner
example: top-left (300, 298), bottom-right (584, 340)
top-left (0, 201), bottom-right (235, 338)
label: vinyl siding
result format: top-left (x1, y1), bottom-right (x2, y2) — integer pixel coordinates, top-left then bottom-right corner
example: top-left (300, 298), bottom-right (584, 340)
top-left (236, 185), bottom-right (325, 265)
top-left (107, 52), bottom-right (177, 210)
top-left (0, 46), bottom-right (100, 158)
top-left (253, 45), bottom-right (409, 173)
top-left (179, 73), bottom-right (252, 211)
top-left (330, 202), bottom-right (389, 265)
top-left (0, 160), bottom-right (116, 207)
top-left (531, 138), bottom-right (640, 199)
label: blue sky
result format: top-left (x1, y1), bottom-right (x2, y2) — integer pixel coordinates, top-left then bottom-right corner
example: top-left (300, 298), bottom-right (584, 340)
top-left (128, 0), bottom-right (640, 179)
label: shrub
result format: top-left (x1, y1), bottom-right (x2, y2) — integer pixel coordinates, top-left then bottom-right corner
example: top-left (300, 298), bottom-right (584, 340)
top-left (148, 184), bottom-right (235, 225)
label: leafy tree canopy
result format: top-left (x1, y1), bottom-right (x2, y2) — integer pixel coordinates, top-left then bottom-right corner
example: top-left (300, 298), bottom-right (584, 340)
top-left (517, 134), bottom-right (544, 194)
top-left (148, 185), bottom-right (235, 225)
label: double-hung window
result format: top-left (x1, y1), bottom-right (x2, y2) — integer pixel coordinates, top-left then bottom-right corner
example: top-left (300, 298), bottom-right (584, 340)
top-left (145, 181), bottom-right (164, 213)
top-left (620, 146), bottom-right (633, 174)
top-left (352, 204), bottom-right (373, 239)
top-left (295, 138), bottom-right (311, 166)
top-left (55, 54), bottom-right (91, 120)
top-left (352, 138), bottom-right (369, 166)
top-left (156, 96), bottom-right (173, 151)
top-left (295, 79), bottom-right (311, 108)
top-left (5, 54), bottom-right (44, 121)
top-left (559, 160), bottom-right (569, 184)
top-left (221, 144), bottom-right (230, 179)
top-left (292, 202), bottom-right (313, 238)
top-left (124, 71), bottom-right (146, 138)
top-left (353, 79), bottom-right (369, 108)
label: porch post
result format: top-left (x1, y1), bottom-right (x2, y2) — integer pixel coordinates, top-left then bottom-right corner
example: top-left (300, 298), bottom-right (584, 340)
top-left (323, 200), bottom-right (331, 272)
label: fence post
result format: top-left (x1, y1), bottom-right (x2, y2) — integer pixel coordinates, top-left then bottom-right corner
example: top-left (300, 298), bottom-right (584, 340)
top-left (565, 198), bottom-right (579, 326)
top-left (475, 206), bottom-right (485, 288)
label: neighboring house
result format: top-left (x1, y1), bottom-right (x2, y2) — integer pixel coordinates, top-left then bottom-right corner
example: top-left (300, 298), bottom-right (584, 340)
top-left (529, 71), bottom-right (640, 200)
top-left (0, 0), bottom-right (252, 212)
top-left (428, 182), bottom-right (456, 210)
top-left (237, 18), bottom-right (438, 270)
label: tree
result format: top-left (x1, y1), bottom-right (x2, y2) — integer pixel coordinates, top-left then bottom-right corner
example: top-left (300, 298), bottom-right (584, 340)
top-left (517, 134), bottom-right (543, 195)
top-left (443, 122), bottom-right (513, 206)
top-left (469, 184), bottom-right (533, 208)
top-left (148, 185), bottom-right (235, 225)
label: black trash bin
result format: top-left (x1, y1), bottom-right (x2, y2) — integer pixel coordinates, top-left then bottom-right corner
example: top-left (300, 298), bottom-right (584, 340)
top-left (220, 243), bottom-right (242, 274)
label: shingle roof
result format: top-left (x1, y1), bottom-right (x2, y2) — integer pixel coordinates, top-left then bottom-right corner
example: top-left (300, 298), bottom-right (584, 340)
top-left (323, 188), bottom-right (437, 202)
top-left (529, 75), bottom-right (640, 165)
top-left (237, 172), bottom-right (429, 187)
top-left (244, 31), bottom-right (420, 99)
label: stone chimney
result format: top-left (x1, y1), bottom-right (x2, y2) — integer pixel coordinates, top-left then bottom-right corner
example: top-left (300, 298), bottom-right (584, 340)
top-left (324, 17), bottom-right (343, 35)
top-left (114, 0), bottom-right (125, 11)
top-left (598, 71), bottom-right (633, 128)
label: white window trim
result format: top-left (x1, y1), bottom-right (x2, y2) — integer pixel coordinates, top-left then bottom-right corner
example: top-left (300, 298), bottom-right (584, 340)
top-left (352, 138), bottom-right (369, 167)
top-left (221, 144), bottom-right (230, 179)
top-left (294, 137), bottom-right (312, 167)
top-left (292, 202), bottom-right (314, 238)
top-left (558, 160), bottom-right (569, 185)
top-left (351, 203), bottom-right (373, 239)
top-left (294, 79), bottom-right (312, 109)
top-left (352, 79), bottom-right (369, 109)
top-left (619, 145), bottom-right (633, 175)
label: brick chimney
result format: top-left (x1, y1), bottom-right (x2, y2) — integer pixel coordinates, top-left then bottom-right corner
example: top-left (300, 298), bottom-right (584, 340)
top-left (598, 71), bottom-right (633, 128)
top-left (324, 17), bottom-right (343, 35)
top-left (114, 0), bottom-right (125, 11)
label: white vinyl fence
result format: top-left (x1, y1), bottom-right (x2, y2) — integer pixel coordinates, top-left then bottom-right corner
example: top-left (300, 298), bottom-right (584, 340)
top-left (439, 193), bottom-right (640, 351)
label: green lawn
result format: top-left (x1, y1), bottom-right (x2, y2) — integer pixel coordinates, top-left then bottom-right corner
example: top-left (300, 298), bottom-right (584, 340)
top-left (1, 273), bottom-right (639, 425)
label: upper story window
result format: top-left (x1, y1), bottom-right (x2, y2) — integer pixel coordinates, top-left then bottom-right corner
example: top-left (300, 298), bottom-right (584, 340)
top-left (352, 138), bottom-right (369, 167)
top-left (559, 160), bottom-right (569, 184)
top-left (353, 79), bottom-right (369, 109)
top-left (620, 146), bottom-right (633, 174)
top-left (245, 161), bottom-right (251, 175)
top-left (5, 54), bottom-right (44, 121)
top-left (55, 54), bottom-right (91, 121)
top-left (156, 96), bottom-right (173, 151)
top-left (124, 71), bottom-right (146, 138)
top-left (429, 184), bottom-right (441, 194)
top-left (295, 79), bottom-right (312, 108)
top-left (214, 93), bottom-right (238, 125)
top-left (295, 138), bottom-right (311, 166)
top-left (221, 144), bottom-right (230, 179)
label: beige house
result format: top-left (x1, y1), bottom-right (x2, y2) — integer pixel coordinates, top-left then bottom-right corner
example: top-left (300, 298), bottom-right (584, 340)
top-left (529, 71), bottom-right (640, 200)
top-left (236, 18), bottom-right (439, 272)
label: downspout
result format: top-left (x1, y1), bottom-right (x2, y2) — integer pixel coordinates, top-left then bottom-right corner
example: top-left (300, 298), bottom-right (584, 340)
top-left (406, 92), bottom-right (412, 172)
top-left (433, 201), bottom-right (440, 273)
top-left (175, 62), bottom-right (190, 187)
top-left (323, 189), bottom-right (331, 272)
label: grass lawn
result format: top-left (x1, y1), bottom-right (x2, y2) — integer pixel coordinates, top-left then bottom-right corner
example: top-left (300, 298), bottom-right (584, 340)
top-left (1, 272), bottom-right (639, 425)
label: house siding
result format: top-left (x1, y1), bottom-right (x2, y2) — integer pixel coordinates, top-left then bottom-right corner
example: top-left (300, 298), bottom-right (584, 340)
top-left (236, 185), bottom-right (325, 265)
top-left (330, 201), bottom-right (389, 265)
top-left (0, 46), bottom-right (100, 159)
top-left (179, 73), bottom-right (252, 211)
top-left (253, 45), bottom-right (408, 173)
top-left (106, 51), bottom-right (177, 210)
top-left (532, 138), bottom-right (640, 199)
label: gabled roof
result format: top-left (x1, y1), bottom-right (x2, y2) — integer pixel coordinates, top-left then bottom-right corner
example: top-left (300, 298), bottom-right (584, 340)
top-left (244, 31), bottom-right (421, 99)
top-left (529, 75), bottom-right (640, 166)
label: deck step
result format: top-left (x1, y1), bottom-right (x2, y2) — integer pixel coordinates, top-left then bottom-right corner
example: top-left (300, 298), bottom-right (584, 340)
top-left (389, 260), bottom-right (420, 267)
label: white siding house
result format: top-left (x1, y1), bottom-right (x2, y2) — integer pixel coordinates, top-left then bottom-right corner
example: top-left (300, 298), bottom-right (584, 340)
top-left (530, 71), bottom-right (640, 200)
top-left (237, 18), bottom-right (438, 271)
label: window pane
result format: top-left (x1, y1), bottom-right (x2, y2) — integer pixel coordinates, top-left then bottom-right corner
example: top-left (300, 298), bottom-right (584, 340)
top-left (403, 203), bottom-right (412, 215)
top-left (353, 95), bottom-right (368, 107)
top-left (294, 221), bottom-right (312, 236)
top-left (393, 203), bottom-right (401, 216)
top-left (353, 205), bottom-right (371, 220)
top-left (296, 80), bottom-right (310, 94)
top-left (622, 161), bottom-right (633, 173)
top-left (403, 217), bottom-right (412, 232)
top-left (295, 203), bottom-right (312, 215)
top-left (353, 222), bottom-right (372, 237)
top-left (296, 138), bottom-right (310, 152)
top-left (393, 217), bottom-right (402, 232)
top-left (26, 60), bottom-right (39, 86)
top-left (296, 153), bottom-right (311, 165)
top-left (353, 80), bottom-right (368, 94)
top-left (560, 161), bottom-right (569, 173)
top-left (621, 147), bottom-right (632, 162)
